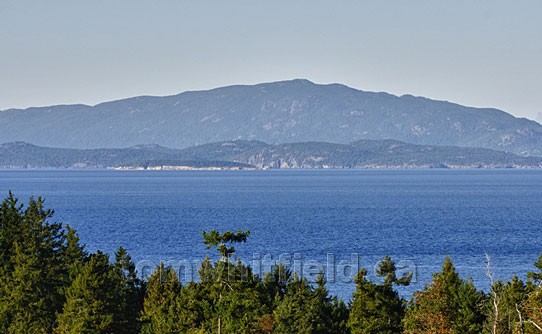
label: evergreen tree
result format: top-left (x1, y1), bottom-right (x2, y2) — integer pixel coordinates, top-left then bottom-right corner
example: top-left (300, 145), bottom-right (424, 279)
top-left (330, 296), bottom-right (350, 334)
top-left (273, 272), bottom-right (337, 334)
top-left (273, 273), bottom-right (317, 334)
top-left (55, 252), bottom-right (120, 334)
top-left (0, 192), bottom-right (24, 276)
top-left (262, 263), bottom-right (291, 309)
top-left (198, 229), bottom-right (265, 333)
top-left (1, 242), bottom-right (52, 333)
top-left (112, 246), bottom-right (144, 334)
top-left (314, 273), bottom-right (348, 334)
top-left (519, 255), bottom-right (542, 333)
top-left (347, 256), bottom-right (411, 334)
top-left (140, 263), bottom-right (186, 334)
top-left (62, 225), bottom-right (88, 282)
top-left (522, 288), bottom-right (542, 333)
top-left (0, 195), bottom-right (67, 333)
top-left (484, 276), bottom-right (529, 334)
top-left (527, 254), bottom-right (542, 289)
top-left (404, 257), bottom-right (486, 334)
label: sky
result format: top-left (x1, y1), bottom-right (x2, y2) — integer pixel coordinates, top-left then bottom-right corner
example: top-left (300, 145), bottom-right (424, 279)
top-left (1, 1), bottom-right (541, 120)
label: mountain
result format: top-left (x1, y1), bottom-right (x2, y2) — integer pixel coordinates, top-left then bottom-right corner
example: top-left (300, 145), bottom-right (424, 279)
top-left (536, 112), bottom-right (542, 125)
top-left (1, 79), bottom-right (542, 156)
top-left (0, 142), bottom-right (251, 169)
top-left (1, 140), bottom-right (541, 169)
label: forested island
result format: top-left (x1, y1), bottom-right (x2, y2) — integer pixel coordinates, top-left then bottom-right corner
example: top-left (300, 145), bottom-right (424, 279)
top-left (2, 139), bottom-right (542, 170)
top-left (1, 193), bottom-right (541, 333)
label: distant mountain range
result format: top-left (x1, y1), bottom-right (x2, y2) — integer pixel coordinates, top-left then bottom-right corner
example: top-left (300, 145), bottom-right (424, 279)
top-left (1, 140), bottom-right (541, 169)
top-left (1, 79), bottom-right (542, 156)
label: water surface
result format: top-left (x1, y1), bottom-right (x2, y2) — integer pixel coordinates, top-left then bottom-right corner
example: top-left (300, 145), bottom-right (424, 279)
top-left (1, 169), bottom-right (541, 300)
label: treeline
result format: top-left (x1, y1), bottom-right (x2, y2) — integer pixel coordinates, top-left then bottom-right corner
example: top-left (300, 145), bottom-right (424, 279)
top-left (3, 139), bottom-right (542, 170)
top-left (1, 194), bottom-right (541, 333)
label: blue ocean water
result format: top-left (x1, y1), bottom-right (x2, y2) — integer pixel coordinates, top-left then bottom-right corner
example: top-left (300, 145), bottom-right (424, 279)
top-left (1, 169), bottom-right (541, 300)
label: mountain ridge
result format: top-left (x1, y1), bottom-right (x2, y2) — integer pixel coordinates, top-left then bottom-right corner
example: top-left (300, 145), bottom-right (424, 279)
top-left (1, 139), bottom-right (541, 169)
top-left (1, 79), bottom-right (541, 156)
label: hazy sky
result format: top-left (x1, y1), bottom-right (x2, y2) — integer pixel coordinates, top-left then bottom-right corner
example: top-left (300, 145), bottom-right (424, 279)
top-left (1, 1), bottom-right (541, 119)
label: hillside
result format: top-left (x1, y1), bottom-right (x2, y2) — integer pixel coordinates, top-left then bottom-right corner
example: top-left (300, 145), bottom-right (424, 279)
top-left (1, 79), bottom-right (542, 156)
top-left (1, 140), bottom-right (541, 169)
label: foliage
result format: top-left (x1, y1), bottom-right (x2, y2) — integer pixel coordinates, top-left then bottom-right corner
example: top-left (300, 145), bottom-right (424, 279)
top-left (404, 257), bottom-right (487, 334)
top-left (3, 193), bottom-right (542, 334)
top-left (140, 263), bottom-right (185, 334)
top-left (347, 256), bottom-right (411, 334)
top-left (0, 193), bottom-right (73, 333)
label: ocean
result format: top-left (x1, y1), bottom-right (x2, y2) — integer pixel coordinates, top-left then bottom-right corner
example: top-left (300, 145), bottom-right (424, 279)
top-left (1, 169), bottom-right (541, 300)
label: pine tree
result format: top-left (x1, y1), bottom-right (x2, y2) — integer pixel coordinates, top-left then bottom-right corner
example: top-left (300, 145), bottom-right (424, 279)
top-left (273, 272), bottom-right (336, 334)
top-left (112, 246), bottom-right (144, 334)
top-left (404, 257), bottom-right (486, 334)
top-left (527, 254), bottom-right (542, 288)
top-left (140, 262), bottom-right (186, 334)
top-left (347, 256), bottom-right (411, 334)
top-left (520, 255), bottom-right (542, 333)
top-left (0, 192), bottom-right (24, 276)
top-left (314, 273), bottom-right (348, 334)
top-left (1, 242), bottom-right (51, 333)
top-left (484, 276), bottom-right (529, 334)
top-left (198, 229), bottom-right (265, 333)
top-left (273, 273), bottom-right (318, 334)
top-left (62, 225), bottom-right (88, 281)
top-left (55, 252), bottom-right (120, 334)
top-left (0, 195), bottom-right (67, 333)
top-left (262, 263), bottom-right (291, 309)
top-left (330, 296), bottom-right (349, 334)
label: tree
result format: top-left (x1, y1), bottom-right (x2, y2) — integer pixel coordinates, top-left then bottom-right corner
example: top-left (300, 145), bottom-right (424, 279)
top-left (484, 276), bottom-right (528, 334)
top-left (55, 252), bottom-right (121, 334)
top-left (140, 263), bottom-right (186, 334)
top-left (262, 263), bottom-right (291, 309)
top-left (273, 272), bottom-right (339, 334)
top-left (522, 288), bottom-right (542, 333)
top-left (61, 225), bottom-right (88, 282)
top-left (518, 254), bottom-right (542, 333)
top-left (112, 247), bottom-right (144, 334)
top-left (198, 230), bottom-right (265, 333)
top-left (404, 257), bottom-right (486, 334)
top-left (273, 273), bottom-right (319, 334)
top-left (0, 194), bottom-right (68, 333)
top-left (527, 254), bottom-right (542, 288)
top-left (202, 229), bottom-right (250, 260)
top-left (347, 256), bottom-right (411, 334)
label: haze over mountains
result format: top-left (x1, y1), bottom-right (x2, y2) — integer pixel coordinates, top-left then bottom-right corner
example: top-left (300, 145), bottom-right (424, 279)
top-left (1, 79), bottom-right (541, 156)
top-left (2, 140), bottom-right (541, 169)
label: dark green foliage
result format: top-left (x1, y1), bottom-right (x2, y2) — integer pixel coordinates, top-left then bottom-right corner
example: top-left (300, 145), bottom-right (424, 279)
top-left (55, 252), bottom-right (122, 334)
top-left (0, 193), bottom-right (70, 333)
top-left (4, 193), bottom-right (542, 334)
top-left (112, 247), bottom-right (144, 334)
top-left (262, 264), bottom-right (291, 309)
top-left (202, 229), bottom-right (250, 259)
top-left (347, 256), bottom-right (411, 334)
top-left (273, 273), bottom-right (322, 334)
top-left (62, 225), bottom-right (88, 281)
top-left (197, 230), bottom-right (265, 333)
top-left (527, 254), bottom-right (542, 288)
top-left (485, 276), bottom-right (528, 334)
top-left (140, 263), bottom-right (186, 334)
